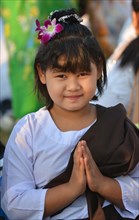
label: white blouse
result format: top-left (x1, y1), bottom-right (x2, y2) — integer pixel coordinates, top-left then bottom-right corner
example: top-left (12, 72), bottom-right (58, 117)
top-left (1, 107), bottom-right (139, 219)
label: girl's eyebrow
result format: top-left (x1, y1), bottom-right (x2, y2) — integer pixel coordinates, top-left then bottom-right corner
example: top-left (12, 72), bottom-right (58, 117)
top-left (51, 67), bottom-right (74, 74)
top-left (51, 68), bottom-right (63, 73)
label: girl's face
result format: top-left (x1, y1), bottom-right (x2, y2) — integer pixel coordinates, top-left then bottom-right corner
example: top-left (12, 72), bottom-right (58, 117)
top-left (38, 61), bottom-right (100, 112)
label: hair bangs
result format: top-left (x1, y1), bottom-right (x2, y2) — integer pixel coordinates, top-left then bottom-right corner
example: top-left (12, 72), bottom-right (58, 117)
top-left (49, 38), bottom-right (91, 73)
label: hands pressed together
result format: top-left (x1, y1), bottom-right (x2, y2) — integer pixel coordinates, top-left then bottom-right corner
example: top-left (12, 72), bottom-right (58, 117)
top-left (45, 141), bottom-right (123, 217)
top-left (70, 140), bottom-right (123, 207)
top-left (70, 140), bottom-right (105, 197)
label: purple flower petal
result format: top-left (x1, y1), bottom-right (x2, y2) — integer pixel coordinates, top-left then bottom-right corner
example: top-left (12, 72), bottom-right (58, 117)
top-left (35, 18), bottom-right (64, 44)
top-left (41, 33), bottom-right (51, 44)
top-left (38, 31), bottom-right (43, 39)
top-left (35, 19), bottom-right (41, 31)
top-left (41, 26), bottom-right (47, 32)
top-left (36, 19), bottom-right (40, 27)
top-left (44, 19), bottom-right (51, 28)
top-left (55, 24), bottom-right (63, 33)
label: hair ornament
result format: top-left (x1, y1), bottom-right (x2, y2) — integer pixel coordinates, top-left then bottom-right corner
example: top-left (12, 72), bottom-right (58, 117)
top-left (35, 18), bottom-right (63, 44)
top-left (48, 10), bottom-right (59, 20)
top-left (58, 14), bottom-right (83, 23)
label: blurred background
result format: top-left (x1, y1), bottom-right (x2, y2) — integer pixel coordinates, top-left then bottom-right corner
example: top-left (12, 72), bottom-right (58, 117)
top-left (0, 0), bottom-right (133, 145)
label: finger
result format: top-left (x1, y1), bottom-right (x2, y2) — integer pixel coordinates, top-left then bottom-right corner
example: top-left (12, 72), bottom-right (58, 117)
top-left (79, 157), bottom-right (86, 178)
top-left (84, 156), bottom-right (91, 171)
top-left (74, 141), bottom-right (82, 156)
top-left (74, 142), bottom-right (83, 165)
top-left (80, 141), bottom-right (92, 161)
top-left (82, 141), bottom-right (92, 156)
top-left (81, 141), bottom-right (98, 168)
top-left (79, 157), bottom-right (84, 169)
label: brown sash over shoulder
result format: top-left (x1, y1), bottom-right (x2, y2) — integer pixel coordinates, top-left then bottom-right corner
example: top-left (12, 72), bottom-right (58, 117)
top-left (44, 104), bottom-right (139, 220)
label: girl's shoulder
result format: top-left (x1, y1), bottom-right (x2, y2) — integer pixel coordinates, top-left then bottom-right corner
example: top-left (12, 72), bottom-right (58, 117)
top-left (11, 107), bottom-right (50, 135)
top-left (5, 107), bottom-right (51, 153)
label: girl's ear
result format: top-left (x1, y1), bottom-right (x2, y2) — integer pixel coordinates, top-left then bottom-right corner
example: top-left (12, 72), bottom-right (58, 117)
top-left (36, 64), bottom-right (46, 84)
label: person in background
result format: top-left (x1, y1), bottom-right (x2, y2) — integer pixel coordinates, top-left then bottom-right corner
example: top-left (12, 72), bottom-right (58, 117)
top-left (78, 0), bottom-right (131, 58)
top-left (1, 8), bottom-right (139, 220)
top-left (0, 18), bottom-right (14, 132)
top-left (93, 0), bottom-right (139, 125)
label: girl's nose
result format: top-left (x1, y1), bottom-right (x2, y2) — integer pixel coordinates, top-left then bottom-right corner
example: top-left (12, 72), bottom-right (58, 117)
top-left (67, 76), bottom-right (81, 91)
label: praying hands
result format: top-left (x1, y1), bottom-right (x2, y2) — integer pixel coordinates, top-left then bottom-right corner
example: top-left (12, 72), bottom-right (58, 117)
top-left (75, 140), bottom-right (124, 210)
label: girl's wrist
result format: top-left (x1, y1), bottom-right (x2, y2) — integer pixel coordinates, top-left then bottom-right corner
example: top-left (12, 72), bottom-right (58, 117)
top-left (68, 180), bottom-right (84, 198)
top-left (94, 175), bottom-right (109, 194)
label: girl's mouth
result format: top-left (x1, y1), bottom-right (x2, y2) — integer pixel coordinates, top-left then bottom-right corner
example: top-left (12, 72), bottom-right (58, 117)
top-left (64, 95), bottom-right (83, 100)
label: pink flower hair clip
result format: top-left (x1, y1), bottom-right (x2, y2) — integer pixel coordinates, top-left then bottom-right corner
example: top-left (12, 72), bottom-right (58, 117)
top-left (35, 18), bottom-right (63, 44)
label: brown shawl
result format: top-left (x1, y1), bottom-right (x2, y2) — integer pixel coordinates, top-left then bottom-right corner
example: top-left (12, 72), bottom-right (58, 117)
top-left (44, 104), bottom-right (139, 219)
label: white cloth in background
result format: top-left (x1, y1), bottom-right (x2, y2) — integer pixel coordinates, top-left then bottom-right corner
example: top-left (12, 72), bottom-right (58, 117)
top-left (1, 107), bottom-right (139, 219)
top-left (0, 18), bottom-right (12, 101)
top-left (93, 59), bottom-right (134, 110)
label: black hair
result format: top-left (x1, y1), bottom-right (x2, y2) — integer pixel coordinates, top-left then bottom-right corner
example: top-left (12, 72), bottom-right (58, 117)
top-left (132, 0), bottom-right (139, 12)
top-left (119, 36), bottom-right (139, 74)
top-left (34, 8), bottom-right (107, 109)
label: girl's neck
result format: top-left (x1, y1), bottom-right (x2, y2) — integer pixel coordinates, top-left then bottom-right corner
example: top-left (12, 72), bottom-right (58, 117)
top-left (49, 104), bottom-right (97, 131)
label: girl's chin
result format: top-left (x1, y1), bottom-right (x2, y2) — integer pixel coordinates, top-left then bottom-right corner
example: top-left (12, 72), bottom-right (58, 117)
top-left (62, 104), bottom-right (88, 112)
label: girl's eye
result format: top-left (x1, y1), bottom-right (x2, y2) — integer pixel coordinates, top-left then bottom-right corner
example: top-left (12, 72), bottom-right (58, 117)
top-left (79, 72), bottom-right (89, 77)
top-left (56, 74), bottom-right (67, 79)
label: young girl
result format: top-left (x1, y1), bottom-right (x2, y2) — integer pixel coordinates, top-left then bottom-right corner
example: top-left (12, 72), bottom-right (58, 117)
top-left (1, 8), bottom-right (139, 220)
